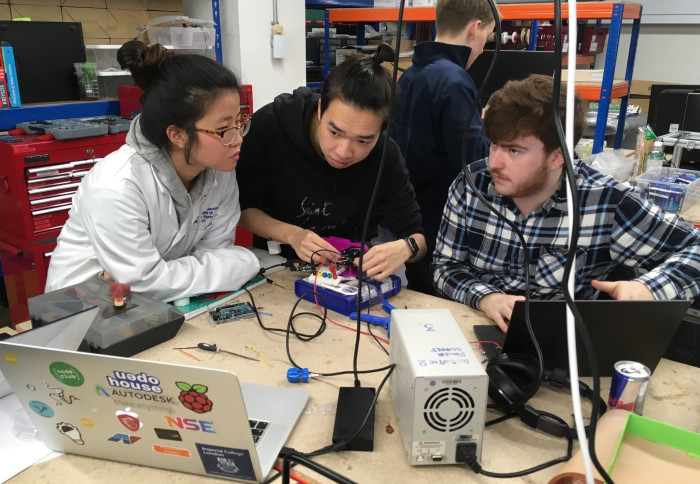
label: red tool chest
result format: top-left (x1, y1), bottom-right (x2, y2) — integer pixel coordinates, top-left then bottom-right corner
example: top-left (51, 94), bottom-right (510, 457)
top-left (0, 132), bottom-right (126, 325)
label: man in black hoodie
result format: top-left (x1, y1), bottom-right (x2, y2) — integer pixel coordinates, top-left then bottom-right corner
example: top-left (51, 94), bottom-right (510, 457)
top-left (237, 46), bottom-right (426, 281)
top-left (392, 0), bottom-right (495, 295)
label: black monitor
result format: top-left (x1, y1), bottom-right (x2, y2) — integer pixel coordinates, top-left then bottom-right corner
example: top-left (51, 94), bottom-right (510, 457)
top-left (467, 49), bottom-right (556, 104)
top-left (683, 92), bottom-right (700, 132)
top-left (647, 84), bottom-right (700, 137)
top-left (0, 21), bottom-right (86, 104)
top-left (647, 85), bottom-right (700, 168)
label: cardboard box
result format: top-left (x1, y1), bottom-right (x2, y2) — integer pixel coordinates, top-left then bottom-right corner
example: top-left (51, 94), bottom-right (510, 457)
top-left (84, 37), bottom-right (111, 46)
top-left (106, 0), bottom-right (147, 10)
top-left (368, 38), bottom-right (414, 53)
top-left (0, 5), bottom-right (10, 21)
top-left (382, 57), bottom-right (413, 77)
top-left (108, 9), bottom-right (150, 40)
top-left (147, 0), bottom-right (183, 11)
top-left (62, 6), bottom-right (110, 39)
top-left (62, 0), bottom-right (105, 8)
top-left (629, 79), bottom-right (670, 115)
top-left (9, 5), bottom-right (61, 22)
top-left (562, 68), bottom-right (604, 83)
top-left (10, 0), bottom-right (59, 6)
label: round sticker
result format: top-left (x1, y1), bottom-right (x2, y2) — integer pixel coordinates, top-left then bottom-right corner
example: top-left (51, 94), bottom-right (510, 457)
top-left (3, 353), bottom-right (18, 364)
top-left (48, 361), bottom-right (85, 387)
top-left (29, 400), bottom-right (55, 418)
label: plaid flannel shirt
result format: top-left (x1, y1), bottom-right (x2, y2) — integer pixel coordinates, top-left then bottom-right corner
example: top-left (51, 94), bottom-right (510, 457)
top-left (434, 159), bottom-right (700, 309)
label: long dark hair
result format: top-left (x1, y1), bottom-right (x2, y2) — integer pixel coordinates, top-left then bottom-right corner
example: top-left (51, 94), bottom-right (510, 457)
top-left (117, 41), bottom-right (240, 162)
top-left (320, 43), bottom-right (397, 123)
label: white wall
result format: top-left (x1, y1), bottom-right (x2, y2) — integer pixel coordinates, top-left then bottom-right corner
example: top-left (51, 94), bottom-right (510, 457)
top-left (596, 23), bottom-right (699, 84)
top-left (183, 0), bottom-right (306, 111)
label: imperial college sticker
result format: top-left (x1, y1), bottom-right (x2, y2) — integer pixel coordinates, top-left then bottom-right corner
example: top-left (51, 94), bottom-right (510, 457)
top-left (195, 444), bottom-right (256, 481)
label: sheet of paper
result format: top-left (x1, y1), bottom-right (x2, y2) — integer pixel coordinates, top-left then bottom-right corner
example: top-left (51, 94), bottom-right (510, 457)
top-left (0, 393), bottom-right (60, 482)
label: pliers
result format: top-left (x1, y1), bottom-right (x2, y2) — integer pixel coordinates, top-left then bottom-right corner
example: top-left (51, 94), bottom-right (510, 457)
top-left (348, 299), bottom-right (396, 338)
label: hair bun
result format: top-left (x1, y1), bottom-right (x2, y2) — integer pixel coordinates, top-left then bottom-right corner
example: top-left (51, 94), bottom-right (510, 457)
top-left (373, 42), bottom-right (395, 65)
top-left (117, 40), bottom-right (148, 71)
top-left (117, 40), bottom-right (172, 92)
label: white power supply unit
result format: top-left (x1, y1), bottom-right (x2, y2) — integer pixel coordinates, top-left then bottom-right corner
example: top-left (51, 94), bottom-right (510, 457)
top-left (389, 308), bottom-right (488, 465)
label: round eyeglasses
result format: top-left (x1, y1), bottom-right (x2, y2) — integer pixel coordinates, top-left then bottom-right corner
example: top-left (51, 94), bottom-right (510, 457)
top-left (195, 117), bottom-right (251, 145)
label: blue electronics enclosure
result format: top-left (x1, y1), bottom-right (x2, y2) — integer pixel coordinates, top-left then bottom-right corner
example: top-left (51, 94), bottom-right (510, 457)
top-left (294, 275), bottom-right (401, 316)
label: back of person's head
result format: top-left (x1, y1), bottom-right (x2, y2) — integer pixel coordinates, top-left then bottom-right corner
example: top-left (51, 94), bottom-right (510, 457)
top-left (436, 0), bottom-right (496, 35)
top-left (484, 74), bottom-right (586, 154)
top-left (117, 40), bottom-right (240, 156)
top-left (320, 43), bottom-right (397, 123)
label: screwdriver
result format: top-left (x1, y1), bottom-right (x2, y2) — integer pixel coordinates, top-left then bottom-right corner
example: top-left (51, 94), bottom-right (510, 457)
top-left (196, 342), bottom-right (258, 361)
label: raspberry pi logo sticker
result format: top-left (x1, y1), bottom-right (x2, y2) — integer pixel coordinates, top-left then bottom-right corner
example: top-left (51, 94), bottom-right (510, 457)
top-left (176, 382), bottom-right (213, 414)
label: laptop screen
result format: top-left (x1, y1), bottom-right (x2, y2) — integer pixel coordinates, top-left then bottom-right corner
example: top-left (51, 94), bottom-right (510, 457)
top-left (493, 300), bottom-right (689, 376)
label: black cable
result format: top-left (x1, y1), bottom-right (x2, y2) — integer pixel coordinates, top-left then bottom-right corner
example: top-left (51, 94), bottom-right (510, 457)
top-left (282, 453), bottom-right (357, 484)
top-left (459, 0), bottom-right (545, 409)
top-left (365, 318), bottom-right (389, 355)
top-left (351, 0), bottom-right (408, 388)
top-left (485, 411), bottom-right (517, 426)
top-left (259, 262), bottom-right (288, 274)
top-left (458, 412), bottom-right (574, 478)
top-left (551, 2), bottom-right (613, 483)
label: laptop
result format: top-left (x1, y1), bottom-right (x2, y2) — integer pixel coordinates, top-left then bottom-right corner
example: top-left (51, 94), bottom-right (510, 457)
top-left (473, 300), bottom-right (691, 377)
top-left (0, 307), bottom-right (99, 398)
top-left (0, 317), bottom-right (309, 482)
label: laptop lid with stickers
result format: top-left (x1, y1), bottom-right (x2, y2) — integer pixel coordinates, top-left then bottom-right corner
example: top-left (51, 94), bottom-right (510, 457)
top-left (0, 342), bottom-right (308, 482)
top-left (0, 307), bottom-right (99, 399)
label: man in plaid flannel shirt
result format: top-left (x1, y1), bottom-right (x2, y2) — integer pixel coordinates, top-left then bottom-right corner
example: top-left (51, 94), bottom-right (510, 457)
top-left (434, 75), bottom-right (700, 332)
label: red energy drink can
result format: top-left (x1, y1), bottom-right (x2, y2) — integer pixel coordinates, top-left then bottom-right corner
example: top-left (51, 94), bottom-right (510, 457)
top-left (608, 360), bottom-right (650, 415)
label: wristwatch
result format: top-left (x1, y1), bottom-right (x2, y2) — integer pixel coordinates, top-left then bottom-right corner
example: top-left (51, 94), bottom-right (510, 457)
top-left (404, 236), bottom-right (420, 259)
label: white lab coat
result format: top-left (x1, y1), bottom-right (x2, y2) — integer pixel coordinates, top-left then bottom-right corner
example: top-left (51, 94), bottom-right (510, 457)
top-left (45, 117), bottom-right (260, 302)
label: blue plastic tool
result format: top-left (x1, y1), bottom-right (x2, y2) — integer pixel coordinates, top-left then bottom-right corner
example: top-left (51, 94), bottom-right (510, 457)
top-left (348, 299), bottom-right (395, 338)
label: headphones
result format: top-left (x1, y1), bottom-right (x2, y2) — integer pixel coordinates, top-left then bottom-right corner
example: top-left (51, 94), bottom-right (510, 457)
top-left (486, 352), bottom-right (606, 440)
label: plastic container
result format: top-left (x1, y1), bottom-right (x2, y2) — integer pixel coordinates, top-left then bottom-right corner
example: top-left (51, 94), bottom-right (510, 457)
top-left (74, 62), bottom-right (100, 100)
top-left (636, 167), bottom-right (700, 213)
top-left (28, 276), bottom-right (185, 357)
top-left (294, 275), bottom-right (401, 316)
top-left (85, 45), bottom-right (124, 73)
top-left (97, 72), bottom-right (135, 99)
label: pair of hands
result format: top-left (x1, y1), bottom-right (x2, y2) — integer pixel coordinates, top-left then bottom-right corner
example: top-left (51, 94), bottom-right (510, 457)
top-left (479, 279), bottom-right (654, 333)
top-left (289, 228), bottom-right (411, 281)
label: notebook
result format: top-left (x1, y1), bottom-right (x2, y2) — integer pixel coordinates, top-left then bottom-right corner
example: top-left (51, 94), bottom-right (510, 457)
top-left (473, 299), bottom-right (691, 377)
top-left (0, 327), bottom-right (309, 482)
top-left (0, 307), bottom-right (99, 398)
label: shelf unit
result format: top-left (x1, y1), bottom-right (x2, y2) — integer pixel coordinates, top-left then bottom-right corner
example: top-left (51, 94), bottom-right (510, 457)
top-left (326, 2), bottom-right (643, 153)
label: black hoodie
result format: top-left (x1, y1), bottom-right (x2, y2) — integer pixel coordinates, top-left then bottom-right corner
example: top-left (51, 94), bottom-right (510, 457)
top-left (237, 87), bottom-right (423, 257)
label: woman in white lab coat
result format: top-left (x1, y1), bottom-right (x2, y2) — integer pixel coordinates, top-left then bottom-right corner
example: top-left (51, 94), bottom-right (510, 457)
top-left (45, 41), bottom-right (260, 302)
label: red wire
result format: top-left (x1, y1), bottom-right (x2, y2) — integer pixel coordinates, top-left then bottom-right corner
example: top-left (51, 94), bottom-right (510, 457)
top-left (470, 340), bottom-right (503, 350)
top-left (312, 263), bottom-right (390, 345)
top-left (273, 465), bottom-right (311, 484)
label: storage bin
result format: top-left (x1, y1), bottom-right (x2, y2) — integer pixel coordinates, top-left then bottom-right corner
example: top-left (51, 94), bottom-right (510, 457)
top-left (636, 167), bottom-right (700, 213)
top-left (28, 276), bottom-right (185, 357)
top-left (85, 45), bottom-right (123, 73)
top-left (151, 25), bottom-right (215, 49)
top-left (97, 72), bottom-right (135, 100)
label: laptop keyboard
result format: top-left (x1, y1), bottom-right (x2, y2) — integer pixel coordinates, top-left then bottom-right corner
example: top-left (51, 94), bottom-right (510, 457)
top-left (249, 419), bottom-right (270, 444)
